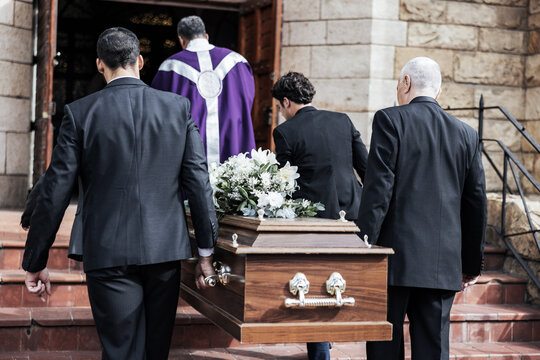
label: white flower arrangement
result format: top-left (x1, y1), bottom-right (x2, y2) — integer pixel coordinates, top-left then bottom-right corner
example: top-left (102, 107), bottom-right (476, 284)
top-left (210, 148), bottom-right (325, 219)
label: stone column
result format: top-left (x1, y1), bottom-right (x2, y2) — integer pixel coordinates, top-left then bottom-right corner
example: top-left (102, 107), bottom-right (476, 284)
top-left (0, 0), bottom-right (33, 208)
top-left (280, 0), bottom-right (405, 144)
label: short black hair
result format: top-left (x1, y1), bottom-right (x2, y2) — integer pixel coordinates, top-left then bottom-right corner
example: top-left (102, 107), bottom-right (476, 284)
top-left (96, 27), bottom-right (140, 70)
top-left (271, 72), bottom-right (316, 105)
top-left (177, 16), bottom-right (206, 40)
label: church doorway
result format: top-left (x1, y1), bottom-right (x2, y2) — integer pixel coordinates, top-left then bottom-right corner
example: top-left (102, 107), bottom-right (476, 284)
top-left (33, 0), bottom-right (282, 184)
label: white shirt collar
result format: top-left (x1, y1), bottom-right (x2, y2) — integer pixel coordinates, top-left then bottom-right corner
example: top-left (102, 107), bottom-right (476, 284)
top-left (186, 38), bottom-right (215, 52)
top-left (108, 75), bottom-right (139, 83)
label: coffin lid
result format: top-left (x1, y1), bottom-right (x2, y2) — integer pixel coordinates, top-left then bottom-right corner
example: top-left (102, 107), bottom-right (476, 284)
top-left (218, 215), bottom-right (360, 232)
top-left (187, 214), bottom-right (394, 255)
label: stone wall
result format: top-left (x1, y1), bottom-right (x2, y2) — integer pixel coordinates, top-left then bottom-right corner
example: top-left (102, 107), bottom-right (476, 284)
top-left (0, 0), bottom-right (33, 208)
top-left (396, 0), bottom-right (530, 193)
top-left (280, 0), bottom-right (405, 144)
top-left (526, 0), bottom-right (540, 194)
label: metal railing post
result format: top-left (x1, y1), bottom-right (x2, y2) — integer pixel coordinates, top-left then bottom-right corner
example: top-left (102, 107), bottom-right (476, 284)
top-left (478, 95), bottom-right (484, 150)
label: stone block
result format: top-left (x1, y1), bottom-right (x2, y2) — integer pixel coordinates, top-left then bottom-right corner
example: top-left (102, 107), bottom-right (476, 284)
top-left (438, 82), bottom-right (475, 117)
top-left (408, 23), bottom-right (477, 51)
top-left (0, 0), bottom-right (14, 25)
top-left (483, 152), bottom-right (506, 191)
top-left (0, 96), bottom-right (30, 132)
top-left (483, 119), bottom-right (522, 152)
top-left (321, 0), bottom-right (372, 19)
top-left (348, 112), bottom-right (373, 144)
top-left (372, 0), bottom-right (399, 20)
top-left (0, 132), bottom-right (5, 173)
top-left (527, 30), bottom-right (540, 55)
top-left (311, 78), bottom-right (369, 112)
top-left (484, 0), bottom-right (528, 5)
top-left (288, 21), bottom-right (326, 45)
top-left (14, 1), bottom-right (32, 29)
top-left (526, 87), bottom-right (540, 121)
top-left (368, 79), bottom-right (398, 111)
top-left (327, 20), bottom-right (371, 45)
top-left (6, 132), bottom-right (29, 175)
top-left (447, 3), bottom-right (526, 29)
top-left (399, 0), bottom-right (446, 23)
top-left (281, 22), bottom-right (290, 46)
top-left (521, 120), bottom-right (540, 153)
top-left (458, 117), bottom-right (479, 131)
top-left (0, 175), bottom-right (27, 208)
top-left (280, 46), bottom-right (311, 77)
top-left (371, 19), bottom-right (407, 46)
top-left (474, 86), bottom-right (526, 120)
top-left (454, 53), bottom-right (523, 87)
top-left (0, 25), bottom-right (32, 64)
top-left (530, 30), bottom-right (540, 55)
top-left (489, 193), bottom-right (540, 263)
top-left (0, 61), bottom-right (31, 98)
top-left (479, 29), bottom-right (527, 54)
top-left (283, 0), bottom-right (320, 21)
top-left (394, 47), bottom-right (454, 81)
top-left (311, 45), bottom-right (370, 78)
top-left (370, 45), bottom-right (395, 79)
top-left (532, 0), bottom-right (540, 14)
top-left (530, 13), bottom-right (540, 31)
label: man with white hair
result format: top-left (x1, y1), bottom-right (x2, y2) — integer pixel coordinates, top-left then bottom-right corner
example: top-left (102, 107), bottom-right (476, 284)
top-left (357, 57), bottom-right (487, 359)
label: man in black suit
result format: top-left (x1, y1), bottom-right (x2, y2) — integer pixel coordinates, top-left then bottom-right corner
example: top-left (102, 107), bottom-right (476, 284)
top-left (272, 72), bottom-right (368, 360)
top-left (22, 28), bottom-right (218, 360)
top-left (358, 57), bottom-right (487, 360)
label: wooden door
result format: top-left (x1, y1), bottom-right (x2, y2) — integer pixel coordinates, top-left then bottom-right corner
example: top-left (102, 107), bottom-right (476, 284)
top-left (33, 0), bottom-right (58, 185)
top-left (238, 0), bottom-right (283, 151)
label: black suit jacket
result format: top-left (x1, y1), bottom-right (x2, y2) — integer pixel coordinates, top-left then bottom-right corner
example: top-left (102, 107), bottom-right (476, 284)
top-left (23, 77), bottom-right (218, 272)
top-left (357, 96), bottom-right (487, 291)
top-left (273, 106), bottom-right (368, 220)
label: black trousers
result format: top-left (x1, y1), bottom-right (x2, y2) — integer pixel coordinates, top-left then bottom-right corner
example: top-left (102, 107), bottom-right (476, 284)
top-left (366, 286), bottom-right (455, 360)
top-left (86, 260), bottom-right (181, 360)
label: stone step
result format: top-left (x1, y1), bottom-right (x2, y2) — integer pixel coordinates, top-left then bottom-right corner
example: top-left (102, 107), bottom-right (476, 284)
top-left (0, 269), bottom-right (528, 309)
top-left (0, 270), bottom-right (89, 307)
top-left (484, 245), bottom-right (506, 271)
top-left (1, 303), bottom-right (540, 351)
top-left (404, 303), bottom-right (540, 344)
top-left (0, 240), bottom-right (82, 271)
top-left (454, 271), bottom-right (527, 305)
top-left (1, 342), bottom-right (540, 359)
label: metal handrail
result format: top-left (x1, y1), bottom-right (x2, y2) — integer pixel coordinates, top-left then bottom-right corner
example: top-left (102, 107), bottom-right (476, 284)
top-left (447, 97), bottom-right (540, 292)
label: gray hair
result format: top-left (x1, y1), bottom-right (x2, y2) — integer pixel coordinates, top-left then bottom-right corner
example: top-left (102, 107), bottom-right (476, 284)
top-left (399, 57), bottom-right (442, 97)
top-left (177, 16), bottom-right (206, 40)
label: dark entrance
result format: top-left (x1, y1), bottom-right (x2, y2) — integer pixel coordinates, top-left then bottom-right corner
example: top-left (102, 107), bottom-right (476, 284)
top-left (53, 0), bottom-right (239, 141)
top-left (34, 0), bottom-right (282, 182)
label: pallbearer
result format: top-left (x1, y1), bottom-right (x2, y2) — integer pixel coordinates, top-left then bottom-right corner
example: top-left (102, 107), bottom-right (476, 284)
top-left (152, 16), bottom-right (256, 165)
top-left (272, 72), bottom-right (369, 360)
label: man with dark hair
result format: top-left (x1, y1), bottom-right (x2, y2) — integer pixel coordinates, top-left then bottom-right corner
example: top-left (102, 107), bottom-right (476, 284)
top-left (358, 57), bottom-right (486, 360)
top-left (152, 15), bottom-right (256, 166)
top-left (22, 27), bottom-right (218, 360)
top-left (271, 72), bottom-right (369, 360)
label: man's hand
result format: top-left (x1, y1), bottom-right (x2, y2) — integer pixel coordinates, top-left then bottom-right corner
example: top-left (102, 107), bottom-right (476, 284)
top-left (195, 255), bottom-right (215, 290)
top-left (25, 268), bottom-right (52, 302)
top-left (461, 274), bottom-right (480, 291)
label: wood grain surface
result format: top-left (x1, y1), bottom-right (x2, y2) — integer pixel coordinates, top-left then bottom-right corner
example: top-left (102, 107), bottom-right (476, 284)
top-left (244, 254), bottom-right (388, 323)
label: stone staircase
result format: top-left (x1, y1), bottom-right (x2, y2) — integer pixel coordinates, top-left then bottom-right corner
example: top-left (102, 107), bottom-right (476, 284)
top-left (1, 207), bottom-right (540, 359)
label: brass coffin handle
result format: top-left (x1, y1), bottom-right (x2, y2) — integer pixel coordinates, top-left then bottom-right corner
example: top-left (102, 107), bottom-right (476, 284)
top-left (284, 272), bottom-right (355, 308)
top-left (204, 261), bottom-right (244, 287)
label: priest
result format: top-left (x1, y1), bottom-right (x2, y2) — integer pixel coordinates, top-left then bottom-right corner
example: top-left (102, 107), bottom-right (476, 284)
top-left (152, 16), bottom-right (256, 165)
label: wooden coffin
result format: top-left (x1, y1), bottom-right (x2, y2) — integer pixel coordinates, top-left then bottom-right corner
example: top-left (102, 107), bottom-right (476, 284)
top-left (181, 215), bottom-right (394, 344)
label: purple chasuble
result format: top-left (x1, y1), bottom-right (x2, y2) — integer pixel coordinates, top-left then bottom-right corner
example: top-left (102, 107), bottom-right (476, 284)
top-left (151, 41), bottom-right (256, 164)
